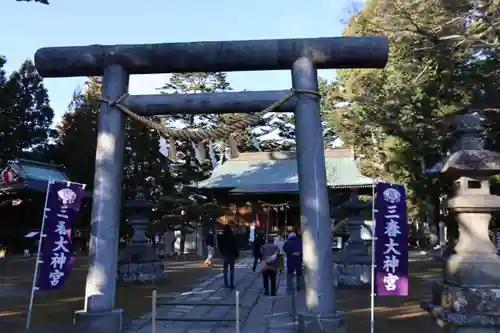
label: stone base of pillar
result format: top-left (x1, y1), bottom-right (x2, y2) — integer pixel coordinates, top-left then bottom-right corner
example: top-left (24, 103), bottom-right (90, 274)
top-left (74, 308), bottom-right (124, 333)
top-left (422, 301), bottom-right (500, 332)
top-left (118, 260), bottom-right (164, 283)
top-left (298, 311), bottom-right (346, 333)
top-left (421, 280), bottom-right (500, 332)
top-left (117, 245), bottom-right (165, 283)
top-left (333, 257), bottom-right (371, 288)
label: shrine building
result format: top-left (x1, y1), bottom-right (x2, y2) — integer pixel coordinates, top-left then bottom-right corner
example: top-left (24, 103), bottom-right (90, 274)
top-left (0, 159), bottom-right (91, 253)
top-left (195, 149), bottom-right (375, 237)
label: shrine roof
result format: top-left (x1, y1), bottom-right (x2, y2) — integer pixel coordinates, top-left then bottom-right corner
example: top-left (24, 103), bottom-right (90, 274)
top-left (13, 159), bottom-right (69, 182)
top-left (0, 159), bottom-right (91, 196)
top-left (197, 149), bottom-right (374, 193)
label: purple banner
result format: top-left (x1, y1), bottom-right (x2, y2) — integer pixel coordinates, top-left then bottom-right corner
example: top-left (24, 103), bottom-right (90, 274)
top-left (493, 229), bottom-right (500, 252)
top-left (374, 182), bottom-right (409, 296)
top-left (36, 181), bottom-right (85, 290)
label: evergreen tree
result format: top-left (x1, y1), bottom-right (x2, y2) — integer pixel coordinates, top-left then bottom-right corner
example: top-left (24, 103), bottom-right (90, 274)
top-left (250, 112), bottom-right (296, 151)
top-left (159, 72), bottom-right (340, 154)
top-left (55, 77), bottom-right (169, 240)
top-left (56, 77), bottom-right (167, 195)
top-left (0, 58), bottom-right (56, 165)
top-left (326, 0), bottom-right (499, 226)
top-left (157, 73), bottom-right (232, 250)
top-left (159, 72), bottom-right (231, 126)
top-left (250, 77), bottom-right (340, 151)
top-left (161, 72), bottom-right (231, 93)
top-left (53, 78), bottom-right (100, 187)
top-left (158, 72), bottom-right (233, 169)
top-left (122, 120), bottom-right (164, 199)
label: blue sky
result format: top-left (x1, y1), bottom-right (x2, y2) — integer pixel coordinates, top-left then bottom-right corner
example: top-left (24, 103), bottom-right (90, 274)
top-left (3, 0), bottom-right (350, 125)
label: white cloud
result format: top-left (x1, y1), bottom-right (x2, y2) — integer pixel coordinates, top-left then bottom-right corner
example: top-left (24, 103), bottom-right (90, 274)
top-left (128, 74), bottom-right (170, 95)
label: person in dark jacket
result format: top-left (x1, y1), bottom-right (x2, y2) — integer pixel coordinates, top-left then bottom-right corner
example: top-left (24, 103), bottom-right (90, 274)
top-left (282, 232), bottom-right (303, 293)
top-left (218, 225), bottom-right (239, 288)
top-left (252, 234), bottom-right (265, 272)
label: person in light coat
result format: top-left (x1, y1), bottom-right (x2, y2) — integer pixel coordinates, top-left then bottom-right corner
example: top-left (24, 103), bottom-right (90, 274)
top-left (204, 230), bottom-right (215, 266)
top-left (274, 235), bottom-right (285, 272)
top-left (260, 237), bottom-right (280, 296)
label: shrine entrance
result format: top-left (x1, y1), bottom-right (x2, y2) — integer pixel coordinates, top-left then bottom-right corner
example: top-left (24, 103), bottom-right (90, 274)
top-left (33, 36), bottom-right (388, 332)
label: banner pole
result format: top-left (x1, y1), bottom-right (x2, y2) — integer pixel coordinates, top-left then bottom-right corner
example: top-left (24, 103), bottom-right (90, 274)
top-left (236, 290), bottom-right (240, 333)
top-left (26, 178), bottom-right (52, 332)
top-left (370, 179), bottom-right (377, 333)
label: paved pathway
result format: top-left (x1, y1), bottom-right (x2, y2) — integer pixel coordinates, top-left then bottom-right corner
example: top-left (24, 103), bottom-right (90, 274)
top-left (126, 258), bottom-right (304, 333)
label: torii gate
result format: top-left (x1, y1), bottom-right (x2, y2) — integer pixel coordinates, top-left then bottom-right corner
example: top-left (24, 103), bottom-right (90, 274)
top-left (34, 36), bottom-right (388, 333)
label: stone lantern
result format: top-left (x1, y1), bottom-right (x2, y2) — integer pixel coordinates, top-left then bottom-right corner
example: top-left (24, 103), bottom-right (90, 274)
top-left (333, 190), bottom-right (372, 287)
top-left (421, 113), bottom-right (500, 332)
top-left (118, 186), bottom-right (165, 283)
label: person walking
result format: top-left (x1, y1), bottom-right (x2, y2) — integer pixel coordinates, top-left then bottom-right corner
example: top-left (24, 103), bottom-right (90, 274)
top-left (283, 232), bottom-right (303, 293)
top-left (260, 237), bottom-right (280, 296)
top-left (274, 235), bottom-right (285, 273)
top-left (204, 230), bottom-right (215, 266)
top-left (252, 233), bottom-right (265, 272)
top-left (218, 225), bottom-right (239, 289)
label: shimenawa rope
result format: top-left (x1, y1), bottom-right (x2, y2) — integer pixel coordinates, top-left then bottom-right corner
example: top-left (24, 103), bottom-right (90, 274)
top-left (97, 89), bottom-right (320, 142)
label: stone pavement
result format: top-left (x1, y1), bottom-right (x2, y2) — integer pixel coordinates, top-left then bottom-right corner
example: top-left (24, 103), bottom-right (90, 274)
top-left (126, 257), bottom-right (304, 333)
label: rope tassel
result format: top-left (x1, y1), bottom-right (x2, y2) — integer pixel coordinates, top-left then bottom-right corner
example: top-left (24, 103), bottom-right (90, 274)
top-left (192, 141), bottom-right (206, 164)
top-left (168, 138), bottom-right (177, 159)
top-left (208, 140), bottom-right (218, 169)
top-left (158, 136), bottom-right (169, 157)
top-left (228, 135), bottom-right (239, 159)
top-left (251, 131), bottom-right (261, 151)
